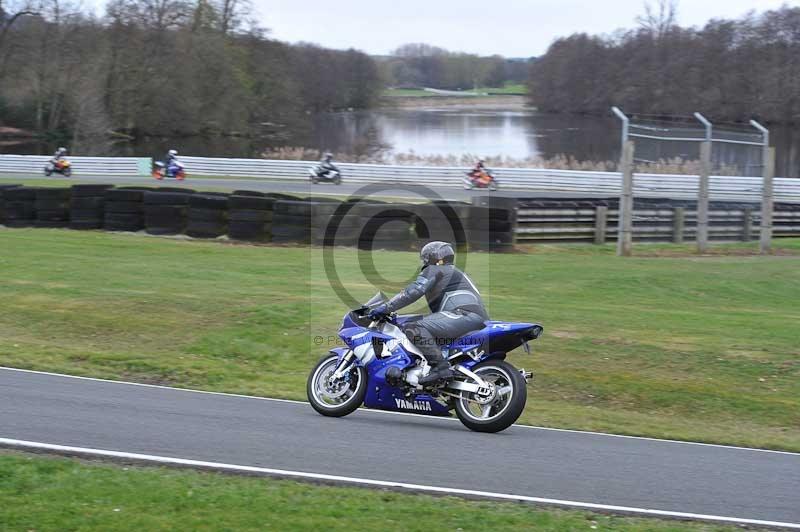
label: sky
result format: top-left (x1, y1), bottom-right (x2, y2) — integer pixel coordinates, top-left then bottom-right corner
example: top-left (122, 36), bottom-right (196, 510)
top-left (254, 0), bottom-right (798, 57)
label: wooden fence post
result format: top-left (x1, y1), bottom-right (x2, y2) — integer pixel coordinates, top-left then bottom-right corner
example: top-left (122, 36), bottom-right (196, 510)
top-left (742, 208), bottom-right (753, 242)
top-left (760, 147), bottom-right (776, 254)
top-left (697, 140), bottom-right (711, 253)
top-left (594, 206), bottom-right (608, 245)
top-left (617, 141), bottom-right (634, 257)
top-left (672, 207), bottom-right (685, 244)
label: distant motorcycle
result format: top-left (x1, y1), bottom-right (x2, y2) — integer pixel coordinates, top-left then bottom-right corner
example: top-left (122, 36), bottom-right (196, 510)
top-left (309, 164), bottom-right (342, 185)
top-left (464, 169), bottom-right (498, 191)
top-left (153, 160), bottom-right (186, 180)
top-left (44, 159), bottom-right (72, 177)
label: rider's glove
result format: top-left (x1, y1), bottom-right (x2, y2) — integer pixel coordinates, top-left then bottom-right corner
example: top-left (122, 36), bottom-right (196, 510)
top-left (368, 304), bottom-right (389, 321)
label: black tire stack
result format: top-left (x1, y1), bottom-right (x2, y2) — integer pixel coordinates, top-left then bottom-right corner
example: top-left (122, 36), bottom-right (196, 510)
top-left (413, 201), bottom-right (471, 251)
top-left (3, 187), bottom-right (37, 227)
top-left (314, 200), bottom-right (361, 247)
top-left (469, 196), bottom-right (516, 252)
top-left (34, 188), bottom-right (71, 228)
top-left (187, 193), bottom-right (229, 238)
top-left (105, 187), bottom-right (149, 232)
top-left (272, 200), bottom-right (314, 244)
top-left (69, 184), bottom-right (114, 230)
top-left (228, 191), bottom-right (274, 242)
top-left (468, 206), bottom-right (516, 252)
top-left (0, 184), bottom-right (21, 225)
top-left (355, 203), bottom-right (415, 250)
top-left (144, 189), bottom-right (195, 235)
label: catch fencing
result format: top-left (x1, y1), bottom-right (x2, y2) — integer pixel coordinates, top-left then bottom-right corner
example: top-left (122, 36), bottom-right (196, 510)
top-left (2, 154), bottom-right (800, 203)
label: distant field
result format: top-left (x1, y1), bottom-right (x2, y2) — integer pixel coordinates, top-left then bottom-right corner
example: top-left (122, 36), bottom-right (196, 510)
top-left (0, 229), bottom-right (798, 451)
top-left (384, 83), bottom-right (527, 98)
top-left (0, 452), bottom-right (744, 532)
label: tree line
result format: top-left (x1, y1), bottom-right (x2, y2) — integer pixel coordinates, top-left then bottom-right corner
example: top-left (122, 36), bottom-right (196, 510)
top-left (381, 43), bottom-right (531, 90)
top-left (528, 4), bottom-right (800, 123)
top-left (0, 0), bottom-right (383, 153)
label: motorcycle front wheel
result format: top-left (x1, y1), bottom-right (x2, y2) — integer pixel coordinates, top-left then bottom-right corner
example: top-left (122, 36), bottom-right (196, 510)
top-left (454, 360), bottom-right (526, 433)
top-left (307, 354), bottom-right (367, 417)
top-left (63, 168), bottom-right (72, 177)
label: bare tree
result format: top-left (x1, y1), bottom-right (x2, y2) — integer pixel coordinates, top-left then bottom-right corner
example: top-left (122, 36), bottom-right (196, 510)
top-left (637, 0), bottom-right (678, 39)
top-left (0, 0), bottom-right (38, 75)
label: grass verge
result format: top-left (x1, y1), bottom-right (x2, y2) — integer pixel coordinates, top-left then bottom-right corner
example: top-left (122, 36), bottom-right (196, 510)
top-left (0, 229), bottom-right (798, 451)
top-left (0, 451), bottom-right (746, 531)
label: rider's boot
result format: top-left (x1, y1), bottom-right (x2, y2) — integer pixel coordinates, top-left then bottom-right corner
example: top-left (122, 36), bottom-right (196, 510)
top-left (419, 359), bottom-right (455, 385)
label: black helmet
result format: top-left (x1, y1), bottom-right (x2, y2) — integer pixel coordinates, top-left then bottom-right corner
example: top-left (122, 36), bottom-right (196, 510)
top-left (420, 241), bottom-right (455, 268)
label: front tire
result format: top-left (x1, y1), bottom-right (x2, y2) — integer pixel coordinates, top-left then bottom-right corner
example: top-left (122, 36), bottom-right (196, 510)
top-left (454, 360), bottom-right (527, 433)
top-left (63, 167), bottom-right (72, 177)
top-left (307, 354), bottom-right (367, 417)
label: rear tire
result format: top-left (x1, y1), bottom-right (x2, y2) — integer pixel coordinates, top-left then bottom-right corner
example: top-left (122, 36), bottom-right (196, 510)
top-left (307, 354), bottom-right (366, 417)
top-left (454, 360), bottom-right (526, 433)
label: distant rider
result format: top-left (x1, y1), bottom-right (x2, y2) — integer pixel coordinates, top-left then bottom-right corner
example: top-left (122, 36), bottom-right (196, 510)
top-left (165, 149), bottom-right (179, 177)
top-left (469, 157), bottom-right (491, 185)
top-left (319, 152), bottom-right (339, 177)
top-left (369, 241), bottom-right (488, 385)
top-left (51, 147), bottom-right (68, 164)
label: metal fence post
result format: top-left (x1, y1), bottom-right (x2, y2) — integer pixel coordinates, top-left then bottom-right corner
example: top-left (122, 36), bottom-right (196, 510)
top-left (617, 140), bottom-right (635, 256)
top-left (694, 113), bottom-right (712, 253)
top-left (760, 147), bottom-right (776, 254)
top-left (612, 107), bottom-right (629, 152)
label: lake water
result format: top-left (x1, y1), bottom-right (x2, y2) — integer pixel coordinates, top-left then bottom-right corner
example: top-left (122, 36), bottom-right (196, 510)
top-left (5, 106), bottom-right (799, 177)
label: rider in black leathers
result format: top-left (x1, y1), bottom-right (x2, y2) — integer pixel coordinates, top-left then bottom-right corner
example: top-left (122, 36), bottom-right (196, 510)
top-left (369, 241), bottom-right (488, 384)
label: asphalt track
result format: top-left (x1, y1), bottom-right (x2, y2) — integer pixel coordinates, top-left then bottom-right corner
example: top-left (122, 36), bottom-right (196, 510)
top-left (1, 367), bottom-right (798, 528)
top-left (0, 173), bottom-right (612, 202)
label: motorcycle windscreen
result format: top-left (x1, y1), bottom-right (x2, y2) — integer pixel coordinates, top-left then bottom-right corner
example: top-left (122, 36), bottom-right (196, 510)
top-left (364, 291), bottom-right (387, 308)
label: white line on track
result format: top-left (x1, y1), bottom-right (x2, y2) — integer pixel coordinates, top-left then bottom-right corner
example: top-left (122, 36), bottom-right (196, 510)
top-left (0, 437), bottom-right (797, 529)
top-left (2, 365), bottom-right (799, 457)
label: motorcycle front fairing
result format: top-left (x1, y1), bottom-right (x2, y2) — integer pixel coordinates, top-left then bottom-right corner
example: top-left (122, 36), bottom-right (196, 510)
top-left (334, 311), bottom-right (450, 415)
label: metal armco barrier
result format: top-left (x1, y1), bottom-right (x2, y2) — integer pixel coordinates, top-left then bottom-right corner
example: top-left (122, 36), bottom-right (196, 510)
top-left (0, 155), bottom-right (151, 176)
top-left (2, 154), bottom-right (800, 203)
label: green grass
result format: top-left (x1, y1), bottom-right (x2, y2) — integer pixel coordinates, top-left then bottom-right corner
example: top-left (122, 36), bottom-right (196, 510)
top-left (383, 88), bottom-right (434, 97)
top-left (0, 229), bottom-right (799, 451)
top-left (480, 83), bottom-right (528, 94)
top-left (0, 451), bottom-right (746, 531)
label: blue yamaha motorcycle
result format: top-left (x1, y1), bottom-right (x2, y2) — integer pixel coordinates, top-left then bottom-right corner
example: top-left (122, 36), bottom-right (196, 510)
top-left (307, 293), bottom-right (543, 433)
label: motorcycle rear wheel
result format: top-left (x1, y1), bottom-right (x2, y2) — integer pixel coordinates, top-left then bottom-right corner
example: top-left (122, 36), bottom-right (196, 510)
top-left (307, 354), bottom-right (367, 417)
top-left (454, 360), bottom-right (526, 433)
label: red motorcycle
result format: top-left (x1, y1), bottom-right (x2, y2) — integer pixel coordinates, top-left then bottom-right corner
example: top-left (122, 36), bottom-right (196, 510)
top-left (463, 169), bottom-right (498, 191)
